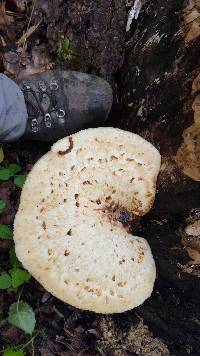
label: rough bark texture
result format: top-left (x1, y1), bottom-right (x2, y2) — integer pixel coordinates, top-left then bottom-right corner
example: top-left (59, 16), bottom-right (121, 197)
top-left (36, 0), bottom-right (127, 82)
top-left (117, 1), bottom-right (200, 355)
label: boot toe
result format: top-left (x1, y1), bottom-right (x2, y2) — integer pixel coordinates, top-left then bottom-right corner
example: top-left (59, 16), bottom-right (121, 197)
top-left (63, 71), bottom-right (113, 133)
top-left (88, 76), bottom-right (113, 123)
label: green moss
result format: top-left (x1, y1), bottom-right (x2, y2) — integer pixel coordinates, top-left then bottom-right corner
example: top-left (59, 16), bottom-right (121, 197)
top-left (56, 38), bottom-right (77, 61)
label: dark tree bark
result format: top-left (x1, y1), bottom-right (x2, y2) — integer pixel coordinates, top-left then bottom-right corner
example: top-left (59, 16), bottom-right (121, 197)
top-left (37, 0), bottom-right (127, 81)
top-left (117, 1), bottom-right (200, 355)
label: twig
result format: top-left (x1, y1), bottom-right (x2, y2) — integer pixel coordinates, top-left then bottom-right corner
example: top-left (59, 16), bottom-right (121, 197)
top-left (16, 0), bottom-right (37, 79)
top-left (18, 19), bottom-right (42, 46)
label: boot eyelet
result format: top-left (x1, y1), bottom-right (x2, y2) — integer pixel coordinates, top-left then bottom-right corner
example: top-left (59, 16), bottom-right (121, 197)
top-left (50, 80), bottom-right (59, 91)
top-left (23, 82), bottom-right (31, 90)
top-left (57, 109), bottom-right (65, 118)
top-left (39, 81), bottom-right (47, 92)
top-left (44, 113), bottom-right (52, 128)
top-left (31, 119), bottom-right (39, 133)
top-left (56, 109), bottom-right (65, 123)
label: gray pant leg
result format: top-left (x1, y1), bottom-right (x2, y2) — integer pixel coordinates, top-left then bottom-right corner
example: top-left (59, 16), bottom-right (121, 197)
top-left (0, 74), bottom-right (28, 142)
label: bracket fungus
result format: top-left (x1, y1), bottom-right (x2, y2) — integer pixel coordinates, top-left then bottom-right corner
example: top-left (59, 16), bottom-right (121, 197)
top-left (14, 128), bottom-right (161, 313)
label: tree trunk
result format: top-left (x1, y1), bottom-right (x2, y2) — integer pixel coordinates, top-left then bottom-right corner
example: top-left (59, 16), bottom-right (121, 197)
top-left (118, 1), bottom-right (200, 355)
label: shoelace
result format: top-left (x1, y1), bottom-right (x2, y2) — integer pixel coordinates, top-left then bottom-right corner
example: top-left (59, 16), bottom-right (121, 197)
top-left (21, 80), bottom-right (65, 133)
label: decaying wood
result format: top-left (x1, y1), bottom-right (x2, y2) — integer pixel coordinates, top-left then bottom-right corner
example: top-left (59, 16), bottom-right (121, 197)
top-left (118, 1), bottom-right (200, 354)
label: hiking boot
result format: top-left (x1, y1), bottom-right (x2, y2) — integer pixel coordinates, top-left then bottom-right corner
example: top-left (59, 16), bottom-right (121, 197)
top-left (17, 70), bottom-right (113, 141)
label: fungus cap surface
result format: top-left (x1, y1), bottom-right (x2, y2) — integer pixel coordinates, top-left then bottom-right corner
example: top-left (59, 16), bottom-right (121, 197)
top-left (14, 128), bottom-right (161, 313)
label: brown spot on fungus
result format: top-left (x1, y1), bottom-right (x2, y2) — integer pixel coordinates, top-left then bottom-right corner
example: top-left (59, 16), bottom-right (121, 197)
top-left (83, 180), bottom-right (92, 185)
top-left (67, 229), bottom-right (73, 236)
top-left (112, 275), bottom-right (116, 281)
top-left (42, 221), bottom-right (46, 230)
top-left (95, 289), bottom-right (101, 296)
top-left (111, 155), bottom-right (118, 160)
top-left (119, 258), bottom-right (126, 265)
top-left (58, 136), bottom-right (74, 155)
top-left (95, 138), bottom-right (101, 143)
top-left (106, 196), bottom-right (112, 202)
top-left (117, 282), bottom-right (123, 287)
top-left (64, 250), bottom-right (70, 256)
top-left (85, 286), bottom-right (94, 293)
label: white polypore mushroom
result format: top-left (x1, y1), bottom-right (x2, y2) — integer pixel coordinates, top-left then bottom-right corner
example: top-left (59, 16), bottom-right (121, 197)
top-left (14, 128), bottom-right (161, 313)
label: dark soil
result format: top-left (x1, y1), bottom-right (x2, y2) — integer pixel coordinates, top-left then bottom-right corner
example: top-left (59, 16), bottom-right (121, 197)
top-left (0, 1), bottom-right (200, 355)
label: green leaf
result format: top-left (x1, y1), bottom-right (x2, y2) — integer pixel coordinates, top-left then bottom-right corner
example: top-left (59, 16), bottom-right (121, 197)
top-left (2, 346), bottom-right (24, 356)
top-left (0, 224), bottom-right (13, 240)
top-left (0, 272), bottom-right (12, 289)
top-left (0, 169), bottom-right (11, 181)
top-left (14, 175), bottom-right (26, 188)
top-left (0, 147), bottom-right (4, 163)
top-left (0, 199), bottom-right (6, 212)
top-left (9, 247), bottom-right (22, 268)
top-left (10, 268), bottom-right (31, 289)
top-left (9, 164), bottom-right (21, 175)
top-left (8, 301), bottom-right (36, 334)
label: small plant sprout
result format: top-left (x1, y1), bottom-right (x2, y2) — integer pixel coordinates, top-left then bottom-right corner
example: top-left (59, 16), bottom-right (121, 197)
top-left (57, 38), bottom-right (77, 61)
